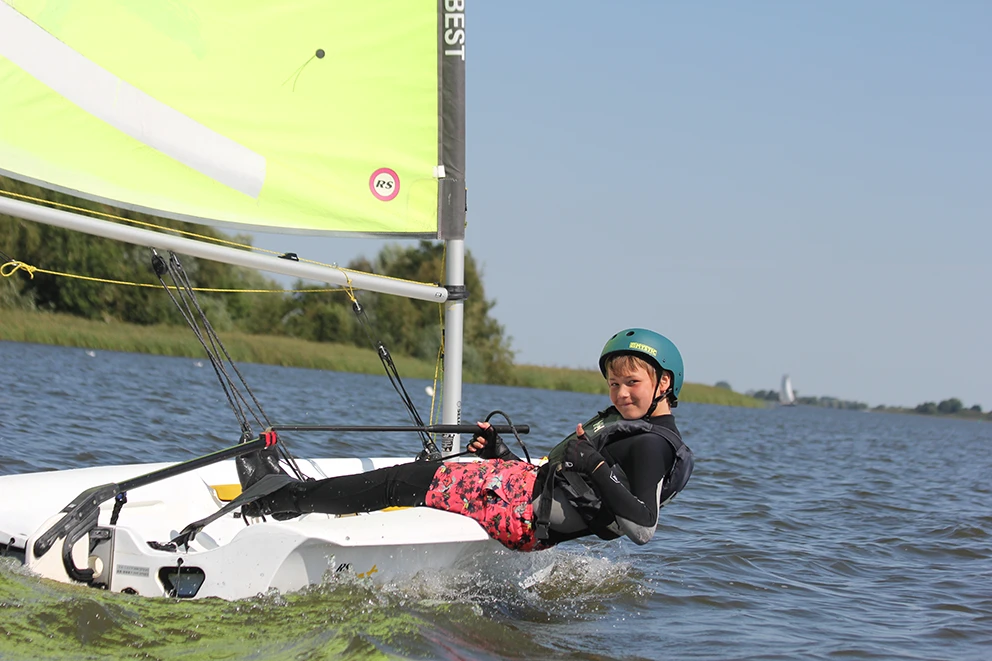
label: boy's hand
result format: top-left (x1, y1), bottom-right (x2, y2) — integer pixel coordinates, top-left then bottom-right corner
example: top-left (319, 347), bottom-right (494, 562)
top-left (468, 422), bottom-right (514, 460)
top-left (467, 422), bottom-right (496, 454)
top-left (562, 424), bottom-right (606, 474)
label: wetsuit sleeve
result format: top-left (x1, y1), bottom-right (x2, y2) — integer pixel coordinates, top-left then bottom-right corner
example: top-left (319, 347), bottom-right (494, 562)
top-left (588, 434), bottom-right (670, 545)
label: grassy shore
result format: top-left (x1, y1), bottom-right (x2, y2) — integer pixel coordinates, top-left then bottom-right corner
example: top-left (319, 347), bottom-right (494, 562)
top-left (0, 309), bottom-right (766, 408)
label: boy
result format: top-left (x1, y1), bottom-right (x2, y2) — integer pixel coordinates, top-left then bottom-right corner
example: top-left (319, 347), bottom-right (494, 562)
top-left (247, 328), bottom-right (694, 550)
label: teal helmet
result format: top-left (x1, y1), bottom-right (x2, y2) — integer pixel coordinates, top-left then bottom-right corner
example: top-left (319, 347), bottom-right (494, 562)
top-left (599, 328), bottom-right (684, 399)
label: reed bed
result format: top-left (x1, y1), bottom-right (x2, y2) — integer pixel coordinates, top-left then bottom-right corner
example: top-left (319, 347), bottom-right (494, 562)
top-left (512, 364), bottom-right (765, 407)
top-left (0, 309), bottom-right (766, 407)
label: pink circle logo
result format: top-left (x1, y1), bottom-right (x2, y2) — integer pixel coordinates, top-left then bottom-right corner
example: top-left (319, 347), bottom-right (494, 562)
top-left (369, 168), bottom-right (400, 201)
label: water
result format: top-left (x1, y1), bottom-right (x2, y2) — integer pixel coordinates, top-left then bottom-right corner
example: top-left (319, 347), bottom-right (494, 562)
top-left (0, 340), bottom-right (989, 660)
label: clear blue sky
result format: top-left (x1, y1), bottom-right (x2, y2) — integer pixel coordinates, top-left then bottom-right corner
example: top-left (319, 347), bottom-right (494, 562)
top-left (255, 1), bottom-right (991, 411)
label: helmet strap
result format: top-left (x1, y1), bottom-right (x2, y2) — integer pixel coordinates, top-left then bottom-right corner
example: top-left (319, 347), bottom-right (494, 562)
top-left (643, 370), bottom-right (672, 419)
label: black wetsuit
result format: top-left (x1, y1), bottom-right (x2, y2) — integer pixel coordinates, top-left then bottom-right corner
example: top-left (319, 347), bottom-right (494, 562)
top-left (267, 415), bottom-right (686, 549)
top-left (535, 414), bottom-right (680, 546)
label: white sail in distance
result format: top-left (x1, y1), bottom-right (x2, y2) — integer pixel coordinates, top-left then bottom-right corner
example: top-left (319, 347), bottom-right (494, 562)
top-left (780, 374), bottom-right (797, 405)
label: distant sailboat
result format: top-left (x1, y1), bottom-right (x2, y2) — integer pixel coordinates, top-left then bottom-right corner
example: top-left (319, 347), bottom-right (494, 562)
top-left (780, 375), bottom-right (797, 406)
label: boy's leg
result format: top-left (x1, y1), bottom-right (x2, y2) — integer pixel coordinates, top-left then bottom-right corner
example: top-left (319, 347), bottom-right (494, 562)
top-left (269, 461), bottom-right (440, 515)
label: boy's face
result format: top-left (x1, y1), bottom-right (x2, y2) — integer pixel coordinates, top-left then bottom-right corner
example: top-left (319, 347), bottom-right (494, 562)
top-left (607, 363), bottom-right (670, 419)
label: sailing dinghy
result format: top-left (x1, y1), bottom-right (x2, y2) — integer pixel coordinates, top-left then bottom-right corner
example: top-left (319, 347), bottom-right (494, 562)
top-left (780, 375), bottom-right (797, 406)
top-left (0, 1), bottom-right (530, 599)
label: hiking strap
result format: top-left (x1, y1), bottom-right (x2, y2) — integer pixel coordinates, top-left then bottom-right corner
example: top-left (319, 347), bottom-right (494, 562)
top-left (167, 474), bottom-right (298, 549)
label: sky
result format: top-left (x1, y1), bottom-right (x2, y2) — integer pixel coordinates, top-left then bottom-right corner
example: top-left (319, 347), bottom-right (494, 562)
top-left (254, 1), bottom-right (991, 411)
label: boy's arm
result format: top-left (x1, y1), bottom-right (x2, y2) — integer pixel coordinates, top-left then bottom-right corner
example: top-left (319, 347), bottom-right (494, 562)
top-left (588, 437), bottom-right (667, 544)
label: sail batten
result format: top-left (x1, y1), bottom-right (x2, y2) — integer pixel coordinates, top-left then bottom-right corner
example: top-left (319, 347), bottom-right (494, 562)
top-left (0, 0), bottom-right (458, 237)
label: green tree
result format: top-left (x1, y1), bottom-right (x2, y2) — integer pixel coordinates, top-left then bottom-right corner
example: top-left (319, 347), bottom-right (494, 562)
top-left (1, 176), bottom-right (282, 326)
top-left (937, 398), bottom-right (963, 415)
top-left (749, 390), bottom-right (780, 401)
top-left (345, 241), bottom-right (515, 383)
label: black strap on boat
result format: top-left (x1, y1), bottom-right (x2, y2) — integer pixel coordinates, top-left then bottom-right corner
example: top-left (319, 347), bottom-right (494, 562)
top-left (168, 473), bottom-right (298, 549)
top-left (110, 492), bottom-right (127, 525)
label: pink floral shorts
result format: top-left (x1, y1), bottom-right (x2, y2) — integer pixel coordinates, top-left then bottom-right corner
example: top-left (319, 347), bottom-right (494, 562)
top-left (425, 459), bottom-right (547, 552)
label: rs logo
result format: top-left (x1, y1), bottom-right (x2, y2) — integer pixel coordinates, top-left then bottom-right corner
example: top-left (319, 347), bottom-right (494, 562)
top-left (369, 168), bottom-right (400, 201)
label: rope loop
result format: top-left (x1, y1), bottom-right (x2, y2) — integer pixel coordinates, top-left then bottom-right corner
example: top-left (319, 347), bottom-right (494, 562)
top-left (1, 260), bottom-right (37, 279)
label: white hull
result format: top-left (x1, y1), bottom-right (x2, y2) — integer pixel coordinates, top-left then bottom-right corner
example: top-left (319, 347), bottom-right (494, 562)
top-left (0, 457), bottom-right (501, 600)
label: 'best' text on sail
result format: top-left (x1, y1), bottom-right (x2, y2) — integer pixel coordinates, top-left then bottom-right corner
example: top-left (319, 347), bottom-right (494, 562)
top-left (444, 0), bottom-right (465, 60)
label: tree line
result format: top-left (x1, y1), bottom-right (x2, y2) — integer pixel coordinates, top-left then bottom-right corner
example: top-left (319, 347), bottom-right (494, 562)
top-left (745, 384), bottom-right (987, 420)
top-left (912, 398), bottom-right (983, 415)
top-left (0, 177), bottom-right (515, 383)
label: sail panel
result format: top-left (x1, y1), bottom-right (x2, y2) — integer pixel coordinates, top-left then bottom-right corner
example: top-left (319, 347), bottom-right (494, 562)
top-left (0, 0), bottom-right (456, 237)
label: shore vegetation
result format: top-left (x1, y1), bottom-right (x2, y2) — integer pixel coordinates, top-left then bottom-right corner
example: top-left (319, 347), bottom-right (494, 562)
top-left (0, 308), bottom-right (764, 408)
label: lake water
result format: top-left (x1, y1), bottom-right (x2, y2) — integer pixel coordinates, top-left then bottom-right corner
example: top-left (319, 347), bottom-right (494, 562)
top-left (0, 340), bottom-right (989, 660)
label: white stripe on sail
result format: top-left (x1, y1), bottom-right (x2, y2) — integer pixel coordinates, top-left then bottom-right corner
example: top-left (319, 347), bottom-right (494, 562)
top-left (0, 3), bottom-right (266, 198)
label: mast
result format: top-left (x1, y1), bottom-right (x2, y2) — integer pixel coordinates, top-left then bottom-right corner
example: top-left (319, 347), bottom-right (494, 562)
top-left (437, 0), bottom-right (468, 454)
top-left (441, 239), bottom-right (465, 454)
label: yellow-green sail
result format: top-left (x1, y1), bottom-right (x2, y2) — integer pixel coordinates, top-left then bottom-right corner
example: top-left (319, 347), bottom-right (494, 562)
top-left (0, 0), bottom-right (466, 238)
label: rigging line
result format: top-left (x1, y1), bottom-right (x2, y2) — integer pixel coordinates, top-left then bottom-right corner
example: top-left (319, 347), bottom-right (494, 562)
top-left (0, 189), bottom-right (440, 289)
top-left (0, 257), bottom-right (335, 293)
top-left (0, 260), bottom-right (36, 279)
top-left (429, 338), bottom-right (443, 427)
top-left (153, 251), bottom-right (254, 433)
top-left (176, 290), bottom-right (258, 431)
top-left (162, 251), bottom-right (306, 479)
top-left (382, 351), bottom-right (436, 453)
top-left (166, 253), bottom-right (269, 430)
top-left (330, 273), bottom-right (429, 447)
top-left (0, 189), bottom-right (279, 254)
top-left (349, 297), bottom-right (437, 455)
top-left (156, 252), bottom-right (268, 439)
top-left (161, 254), bottom-right (305, 475)
top-left (428, 245), bottom-right (448, 427)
